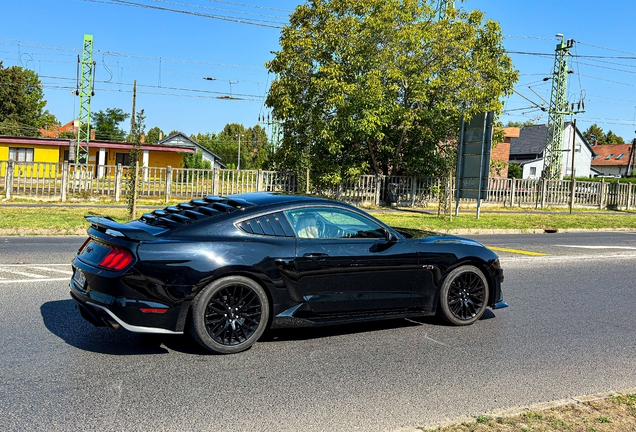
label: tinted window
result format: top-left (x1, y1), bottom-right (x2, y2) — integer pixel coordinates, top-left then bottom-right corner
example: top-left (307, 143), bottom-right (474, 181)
top-left (285, 207), bottom-right (384, 239)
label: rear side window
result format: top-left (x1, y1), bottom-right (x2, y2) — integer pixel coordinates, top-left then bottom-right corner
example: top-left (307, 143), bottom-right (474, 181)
top-left (238, 212), bottom-right (295, 237)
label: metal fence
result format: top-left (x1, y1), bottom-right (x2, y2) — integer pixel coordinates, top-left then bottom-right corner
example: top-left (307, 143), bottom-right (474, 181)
top-left (1, 161), bottom-right (299, 202)
top-left (2, 160), bottom-right (636, 210)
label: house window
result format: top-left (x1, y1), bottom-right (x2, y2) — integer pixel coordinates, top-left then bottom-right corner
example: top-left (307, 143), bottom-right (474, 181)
top-left (616, 154), bottom-right (625, 160)
top-left (115, 153), bottom-right (131, 166)
top-left (530, 167), bottom-right (537, 176)
top-left (575, 145), bottom-right (581, 153)
top-left (605, 154), bottom-right (614, 160)
top-left (8, 148), bottom-right (34, 162)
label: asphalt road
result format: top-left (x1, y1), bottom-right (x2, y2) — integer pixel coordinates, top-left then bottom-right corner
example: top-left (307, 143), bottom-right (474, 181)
top-left (1, 233), bottom-right (635, 431)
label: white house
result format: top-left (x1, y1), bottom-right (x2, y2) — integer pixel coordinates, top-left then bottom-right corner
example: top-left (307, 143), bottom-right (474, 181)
top-left (509, 123), bottom-right (595, 179)
top-left (158, 132), bottom-right (226, 169)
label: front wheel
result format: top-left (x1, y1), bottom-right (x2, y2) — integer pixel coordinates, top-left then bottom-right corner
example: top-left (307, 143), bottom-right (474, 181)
top-left (189, 276), bottom-right (269, 354)
top-left (437, 265), bottom-right (489, 326)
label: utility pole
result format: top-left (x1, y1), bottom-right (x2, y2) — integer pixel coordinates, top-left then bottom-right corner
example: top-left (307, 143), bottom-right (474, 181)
top-left (569, 118), bottom-right (577, 214)
top-left (542, 35), bottom-right (584, 179)
top-left (236, 134), bottom-right (243, 170)
top-left (130, 80), bottom-right (137, 137)
top-left (75, 34), bottom-right (95, 164)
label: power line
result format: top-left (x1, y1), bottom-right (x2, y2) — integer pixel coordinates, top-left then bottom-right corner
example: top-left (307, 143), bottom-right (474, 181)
top-left (579, 74), bottom-right (636, 88)
top-left (81, 0), bottom-right (285, 28)
top-left (204, 0), bottom-right (292, 13)
top-left (577, 41), bottom-right (636, 57)
top-left (145, 0), bottom-right (289, 20)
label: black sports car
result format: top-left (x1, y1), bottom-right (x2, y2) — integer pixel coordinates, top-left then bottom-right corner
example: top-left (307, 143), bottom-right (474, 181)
top-left (70, 192), bottom-right (507, 354)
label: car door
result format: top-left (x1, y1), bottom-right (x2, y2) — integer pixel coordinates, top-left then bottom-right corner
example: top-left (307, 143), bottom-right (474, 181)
top-left (286, 207), bottom-right (422, 314)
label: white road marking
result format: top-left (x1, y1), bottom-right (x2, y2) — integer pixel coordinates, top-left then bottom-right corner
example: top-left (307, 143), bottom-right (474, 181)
top-left (0, 268), bottom-right (48, 278)
top-left (555, 245), bottom-right (636, 250)
top-left (502, 253), bottom-right (636, 265)
top-left (0, 264), bottom-right (73, 284)
top-left (30, 266), bottom-right (73, 275)
top-left (0, 278), bottom-right (69, 284)
top-left (0, 264), bottom-right (70, 266)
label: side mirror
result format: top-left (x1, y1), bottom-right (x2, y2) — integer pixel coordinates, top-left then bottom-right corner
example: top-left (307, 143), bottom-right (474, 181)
top-left (383, 229), bottom-right (398, 243)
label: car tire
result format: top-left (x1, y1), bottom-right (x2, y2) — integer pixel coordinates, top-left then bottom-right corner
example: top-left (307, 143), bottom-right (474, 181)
top-left (437, 265), bottom-right (489, 326)
top-left (189, 276), bottom-right (269, 354)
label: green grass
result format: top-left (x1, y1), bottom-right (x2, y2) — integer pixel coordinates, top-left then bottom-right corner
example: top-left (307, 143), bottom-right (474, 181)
top-left (375, 211), bottom-right (636, 232)
top-left (0, 207), bottom-right (130, 234)
top-left (1, 204), bottom-right (636, 235)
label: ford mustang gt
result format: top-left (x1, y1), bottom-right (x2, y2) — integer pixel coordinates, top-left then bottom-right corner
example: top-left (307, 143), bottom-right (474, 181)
top-left (70, 192), bottom-right (507, 354)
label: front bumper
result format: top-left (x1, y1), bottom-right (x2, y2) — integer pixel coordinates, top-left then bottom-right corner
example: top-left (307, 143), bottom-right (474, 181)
top-left (487, 267), bottom-right (506, 309)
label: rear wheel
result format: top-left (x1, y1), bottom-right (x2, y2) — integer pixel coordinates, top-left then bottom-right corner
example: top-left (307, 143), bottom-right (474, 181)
top-left (189, 276), bottom-right (269, 354)
top-left (437, 265), bottom-right (489, 326)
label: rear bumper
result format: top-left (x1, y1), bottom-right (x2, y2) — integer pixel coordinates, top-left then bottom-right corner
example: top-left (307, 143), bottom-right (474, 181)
top-left (70, 258), bottom-right (189, 334)
top-left (70, 290), bottom-right (184, 334)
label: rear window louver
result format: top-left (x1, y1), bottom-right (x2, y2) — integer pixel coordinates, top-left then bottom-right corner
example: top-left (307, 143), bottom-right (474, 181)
top-left (238, 212), bottom-right (295, 237)
top-left (140, 195), bottom-right (255, 228)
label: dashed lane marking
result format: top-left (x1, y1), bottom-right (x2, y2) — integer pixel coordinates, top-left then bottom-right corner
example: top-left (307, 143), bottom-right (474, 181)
top-left (554, 245), bottom-right (636, 250)
top-left (0, 264), bottom-right (72, 284)
top-left (0, 268), bottom-right (48, 278)
top-left (487, 246), bottom-right (549, 257)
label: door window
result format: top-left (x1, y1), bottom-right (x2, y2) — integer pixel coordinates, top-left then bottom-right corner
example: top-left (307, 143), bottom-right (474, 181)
top-left (285, 208), bottom-right (385, 239)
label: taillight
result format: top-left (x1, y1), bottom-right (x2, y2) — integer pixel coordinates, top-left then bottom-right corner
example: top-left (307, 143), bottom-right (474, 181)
top-left (98, 248), bottom-right (134, 271)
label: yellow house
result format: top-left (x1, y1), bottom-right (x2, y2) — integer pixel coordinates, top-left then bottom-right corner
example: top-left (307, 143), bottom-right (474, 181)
top-left (0, 134), bottom-right (225, 178)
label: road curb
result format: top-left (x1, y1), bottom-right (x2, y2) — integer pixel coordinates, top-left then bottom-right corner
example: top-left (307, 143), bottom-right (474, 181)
top-left (391, 388), bottom-right (636, 432)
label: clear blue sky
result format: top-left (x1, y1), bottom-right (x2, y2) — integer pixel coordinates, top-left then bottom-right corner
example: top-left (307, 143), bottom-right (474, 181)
top-left (1, 0), bottom-right (635, 142)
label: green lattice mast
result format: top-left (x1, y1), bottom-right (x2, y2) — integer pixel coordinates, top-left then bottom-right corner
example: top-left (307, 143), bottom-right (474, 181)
top-left (542, 35), bottom-right (574, 179)
top-left (75, 34), bottom-right (95, 164)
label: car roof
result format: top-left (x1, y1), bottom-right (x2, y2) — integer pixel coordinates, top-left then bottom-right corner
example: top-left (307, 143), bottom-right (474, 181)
top-left (229, 192), bottom-right (331, 207)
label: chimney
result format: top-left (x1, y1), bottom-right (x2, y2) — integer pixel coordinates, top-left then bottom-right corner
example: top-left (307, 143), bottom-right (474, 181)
top-left (159, 131), bottom-right (163, 141)
top-left (593, 140), bottom-right (598, 146)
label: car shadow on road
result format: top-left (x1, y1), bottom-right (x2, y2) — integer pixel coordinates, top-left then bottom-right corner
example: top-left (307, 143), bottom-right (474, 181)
top-left (40, 299), bottom-right (207, 356)
top-left (260, 309), bottom-right (496, 343)
top-left (260, 315), bottom-right (438, 343)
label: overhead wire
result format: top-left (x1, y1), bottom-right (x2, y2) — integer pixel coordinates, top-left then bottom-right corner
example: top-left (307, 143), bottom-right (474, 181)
top-left (81, 0), bottom-right (285, 28)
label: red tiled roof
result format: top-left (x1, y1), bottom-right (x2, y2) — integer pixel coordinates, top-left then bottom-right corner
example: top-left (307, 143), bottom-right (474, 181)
top-left (591, 144), bottom-right (634, 166)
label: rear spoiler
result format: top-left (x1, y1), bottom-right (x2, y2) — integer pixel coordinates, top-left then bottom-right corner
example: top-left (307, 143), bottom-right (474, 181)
top-left (85, 216), bottom-right (157, 241)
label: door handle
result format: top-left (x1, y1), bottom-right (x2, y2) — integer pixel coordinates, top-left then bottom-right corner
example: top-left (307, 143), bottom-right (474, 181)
top-left (303, 253), bottom-right (329, 259)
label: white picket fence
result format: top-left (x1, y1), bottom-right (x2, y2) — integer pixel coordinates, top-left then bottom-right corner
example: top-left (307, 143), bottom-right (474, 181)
top-left (1, 160), bottom-right (635, 209)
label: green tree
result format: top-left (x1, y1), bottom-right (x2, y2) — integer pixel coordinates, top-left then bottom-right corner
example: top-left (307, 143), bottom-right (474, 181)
top-left (192, 123), bottom-right (270, 170)
top-left (582, 124), bottom-right (624, 145)
top-left (266, 0), bottom-right (518, 187)
top-left (146, 126), bottom-right (164, 144)
top-left (0, 62), bottom-right (58, 136)
top-left (181, 150), bottom-right (212, 170)
top-left (92, 108), bottom-right (129, 141)
top-left (508, 162), bottom-right (522, 179)
top-left (58, 130), bottom-right (77, 139)
top-left (583, 124), bottom-right (605, 144)
top-left (506, 120), bottom-right (534, 128)
top-left (604, 130), bottom-right (625, 144)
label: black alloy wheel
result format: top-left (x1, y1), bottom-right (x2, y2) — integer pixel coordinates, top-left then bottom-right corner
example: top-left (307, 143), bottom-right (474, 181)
top-left (189, 276), bottom-right (269, 354)
top-left (437, 265), bottom-right (489, 326)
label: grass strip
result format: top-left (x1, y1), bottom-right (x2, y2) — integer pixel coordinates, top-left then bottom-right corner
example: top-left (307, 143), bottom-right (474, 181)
top-left (1, 206), bottom-right (636, 235)
top-left (376, 211), bottom-right (636, 232)
top-left (425, 392), bottom-right (636, 431)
